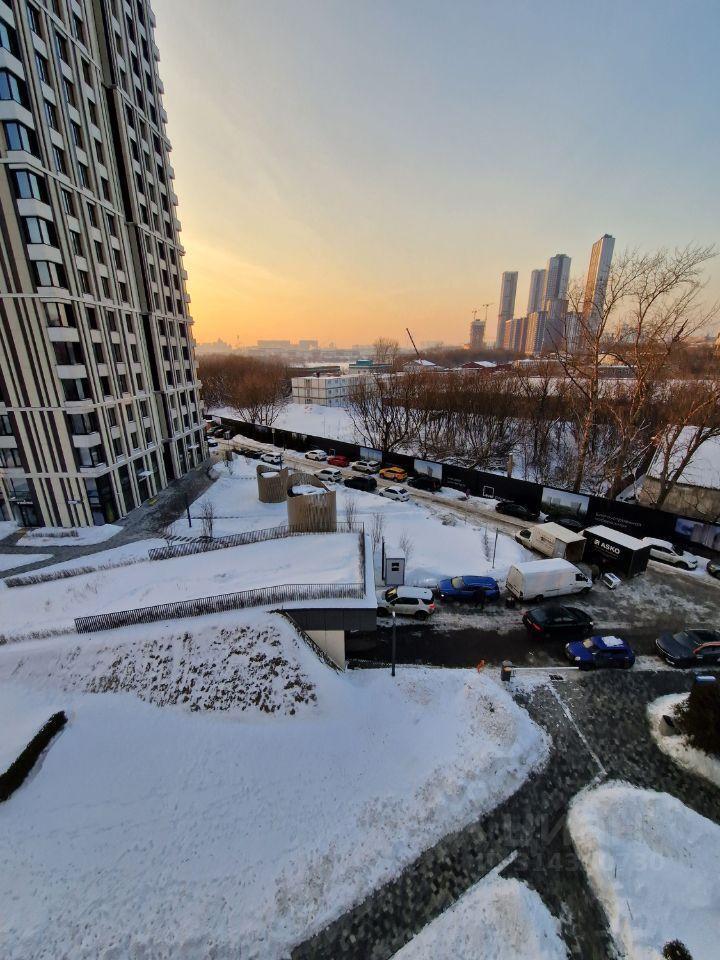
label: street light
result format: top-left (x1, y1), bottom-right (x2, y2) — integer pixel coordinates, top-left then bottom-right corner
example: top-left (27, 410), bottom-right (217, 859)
top-left (391, 609), bottom-right (396, 678)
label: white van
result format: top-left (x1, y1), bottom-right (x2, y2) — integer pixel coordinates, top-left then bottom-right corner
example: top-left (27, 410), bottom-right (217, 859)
top-left (514, 522), bottom-right (586, 563)
top-left (506, 558), bottom-right (592, 602)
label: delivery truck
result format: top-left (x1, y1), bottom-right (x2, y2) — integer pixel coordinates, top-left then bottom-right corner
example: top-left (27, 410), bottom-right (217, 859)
top-left (505, 558), bottom-right (593, 602)
top-left (582, 524), bottom-right (650, 578)
top-left (514, 522), bottom-right (586, 563)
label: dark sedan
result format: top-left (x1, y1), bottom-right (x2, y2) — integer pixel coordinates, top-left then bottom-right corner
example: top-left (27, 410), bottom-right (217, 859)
top-left (522, 604), bottom-right (595, 641)
top-left (408, 475), bottom-right (442, 493)
top-left (496, 500), bottom-right (541, 522)
top-left (707, 559), bottom-right (720, 580)
top-left (655, 629), bottom-right (720, 667)
top-left (344, 475), bottom-right (378, 492)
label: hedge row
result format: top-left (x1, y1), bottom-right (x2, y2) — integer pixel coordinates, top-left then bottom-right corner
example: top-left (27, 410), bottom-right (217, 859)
top-left (0, 711), bottom-right (67, 802)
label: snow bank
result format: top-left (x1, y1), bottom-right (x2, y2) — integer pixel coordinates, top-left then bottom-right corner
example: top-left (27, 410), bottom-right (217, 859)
top-left (648, 693), bottom-right (720, 788)
top-left (1, 533), bottom-right (362, 635)
top-left (0, 683), bottom-right (64, 772)
top-left (568, 782), bottom-right (720, 960)
top-left (0, 553), bottom-right (51, 573)
top-left (16, 524), bottom-right (122, 547)
top-left (0, 520), bottom-right (18, 542)
top-left (0, 642), bottom-right (548, 959)
top-left (393, 876), bottom-right (567, 960)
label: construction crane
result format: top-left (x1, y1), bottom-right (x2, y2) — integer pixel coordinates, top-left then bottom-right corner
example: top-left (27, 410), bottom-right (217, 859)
top-left (406, 327), bottom-right (421, 359)
top-left (481, 302), bottom-right (494, 323)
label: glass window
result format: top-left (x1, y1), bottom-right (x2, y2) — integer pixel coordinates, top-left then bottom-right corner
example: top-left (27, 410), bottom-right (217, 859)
top-left (52, 145), bottom-right (66, 174)
top-left (0, 70), bottom-right (28, 106)
top-left (3, 122), bottom-right (37, 154)
top-left (13, 170), bottom-right (48, 202)
top-left (55, 33), bottom-right (69, 65)
top-left (26, 5), bottom-right (41, 36)
top-left (35, 52), bottom-right (48, 82)
top-left (0, 20), bottom-right (19, 57)
top-left (23, 216), bottom-right (57, 246)
top-left (33, 260), bottom-right (67, 288)
top-left (45, 100), bottom-right (59, 130)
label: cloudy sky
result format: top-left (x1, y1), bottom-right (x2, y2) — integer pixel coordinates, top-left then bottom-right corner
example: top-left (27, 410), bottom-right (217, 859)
top-left (152, 0), bottom-right (720, 346)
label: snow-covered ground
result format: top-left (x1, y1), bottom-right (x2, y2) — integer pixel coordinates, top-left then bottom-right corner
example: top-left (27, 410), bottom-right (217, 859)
top-left (177, 457), bottom-right (529, 587)
top-left (0, 552), bottom-right (51, 572)
top-left (0, 611), bottom-right (549, 959)
top-left (0, 538), bottom-right (166, 583)
top-left (214, 402), bottom-right (362, 444)
top-left (392, 875), bottom-right (567, 960)
top-left (0, 532), bottom-right (362, 636)
top-left (568, 782), bottom-right (720, 960)
top-left (0, 683), bottom-right (64, 772)
top-left (16, 523), bottom-right (122, 547)
top-left (648, 693), bottom-right (720, 788)
top-left (0, 520), bottom-right (18, 542)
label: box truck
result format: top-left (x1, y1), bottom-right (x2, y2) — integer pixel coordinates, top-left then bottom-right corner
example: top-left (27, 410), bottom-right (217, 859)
top-left (582, 525), bottom-right (650, 578)
top-left (514, 522), bottom-right (586, 563)
top-left (505, 558), bottom-right (592, 601)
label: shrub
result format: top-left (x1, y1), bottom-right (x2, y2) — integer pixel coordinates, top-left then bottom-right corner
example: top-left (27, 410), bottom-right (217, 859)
top-left (674, 681), bottom-right (720, 757)
top-left (663, 940), bottom-right (693, 960)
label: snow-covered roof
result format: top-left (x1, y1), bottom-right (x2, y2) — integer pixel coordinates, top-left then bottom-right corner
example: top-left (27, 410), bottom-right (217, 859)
top-left (646, 429), bottom-right (720, 490)
top-left (584, 525), bottom-right (646, 550)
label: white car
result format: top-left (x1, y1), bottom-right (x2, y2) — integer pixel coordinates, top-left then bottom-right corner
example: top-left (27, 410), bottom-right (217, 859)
top-left (305, 449), bottom-right (327, 462)
top-left (376, 586), bottom-right (436, 620)
top-left (350, 459), bottom-right (380, 475)
top-left (261, 452), bottom-right (282, 465)
top-left (642, 537), bottom-right (698, 571)
top-left (380, 485), bottom-right (410, 502)
top-left (315, 467), bottom-right (343, 483)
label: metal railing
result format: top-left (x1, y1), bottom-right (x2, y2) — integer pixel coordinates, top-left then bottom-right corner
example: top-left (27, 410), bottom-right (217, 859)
top-left (148, 521), bottom-right (364, 561)
top-left (75, 580), bottom-right (366, 634)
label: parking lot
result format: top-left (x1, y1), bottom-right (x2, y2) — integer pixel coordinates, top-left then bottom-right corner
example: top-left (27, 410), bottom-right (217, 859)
top-left (350, 565), bottom-right (720, 669)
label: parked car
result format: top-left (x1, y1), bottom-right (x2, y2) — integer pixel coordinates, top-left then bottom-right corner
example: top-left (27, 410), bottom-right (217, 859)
top-left (379, 485), bottom-right (410, 502)
top-left (315, 467), bottom-right (343, 483)
top-left (437, 575), bottom-right (500, 603)
top-left (655, 628), bottom-right (720, 667)
top-left (379, 465), bottom-right (408, 482)
top-left (522, 604), bottom-right (595, 641)
top-left (327, 454), bottom-right (349, 467)
top-left (642, 537), bottom-right (698, 571)
top-left (496, 500), bottom-right (541, 522)
top-left (565, 635), bottom-right (635, 670)
top-left (208, 425), bottom-right (225, 438)
top-left (261, 452), bottom-right (282, 465)
top-left (376, 586), bottom-right (436, 620)
top-left (350, 459), bottom-right (380, 475)
top-left (707, 558), bottom-right (720, 580)
top-left (441, 477), bottom-right (469, 493)
top-left (207, 438), bottom-right (219, 449)
top-left (344, 475), bottom-right (377, 492)
top-left (553, 516), bottom-right (585, 533)
top-left (408, 474), bottom-right (442, 493)
top-left (305, 449), bottom-right (327, 462)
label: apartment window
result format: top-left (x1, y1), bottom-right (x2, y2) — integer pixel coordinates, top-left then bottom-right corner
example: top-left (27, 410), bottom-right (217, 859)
top-left (72, 14), bottom-right (86, 46)
top-left (0, 414), bottom-right (13, 436)
top-left (101, 276), bottom-right (111, 298)
top-left (78, 269), bottom-right (91, 295)
top-left (70, 120), bottom-right (83, 147)
top-left (93, 341), bottom-right (105, 363)
top-left (0, 448), bottom-right (22, 468)
top-left (94, 240), bottom-right (104, 264)
top-left (62, 77), bottom-right (76, 107)
top-left (53, 340), bottom-right (83, 366)
top-left (94, 139), bottom-right (105, 165)
top-left (68, 412), bottom-right (97, 435)
top-left (45, 302), bottom-right (76, 327)
top-left (4, 122), bottom-right (38, 155)
top-left (60, 188), bottom-right (75, 215)
top-left (81, 58), bottom-right (92, 86)
top-left (55, 33), bottom-right (69, 66)
top-left (26, 5), bottom-right (41, 36)
top-left (0, 19), bottom-right (19, 57)
top-left (35, 52), bottom-right (49, 83)
top-left (113, 247), bottom-right (123, 270)
top-left (86, 306), bottom-right (98, 329)
top-left (86, 202), bottom-right (97, 226)
top-left (69, 229), bottom-right (83, 255)
top-left (23, 216), bottom-right (57, 246)
top-left (106, 311), bottom-right (118, 332)
top-left (45, 100), bottom-right (59, 130)
top-left (119, 281), bottom-right (128, 302)
top-left (0, 70), bottom-right (28, 107)
top-left (87, 98), bottom-right (98, 126)
top-left (52, 144), bottom-right (67, 175)
top-left (99, 176), bottom-right (110, 201)
top-left (12, 170), bottom-right (48, 202)
top-left (106, 213), bottom-right (117, 237)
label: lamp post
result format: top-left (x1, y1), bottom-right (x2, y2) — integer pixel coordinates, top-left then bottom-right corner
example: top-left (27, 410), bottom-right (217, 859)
top-left (391, 609), bottom-right (397, 678)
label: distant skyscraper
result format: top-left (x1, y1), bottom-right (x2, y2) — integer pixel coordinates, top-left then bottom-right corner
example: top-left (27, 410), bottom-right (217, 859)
top-left (495, 271), bottom-right (518, 347)
top-left (581, 234), bottom-right (615, 333)
top-left (503, 316), bottom-right (529, 354)
top-left (527, 269), bottom-right (547, 315)
top-left (469, 319), bottom-right (486, 350)
top-left (543, 254), bottom-right (571, 307)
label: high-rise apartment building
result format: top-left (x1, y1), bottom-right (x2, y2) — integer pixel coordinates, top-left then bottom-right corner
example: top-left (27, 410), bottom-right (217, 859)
top-left (495, 270), bottom-right (517, 347)
top-left (542, 254), bottom-right (571, 307)
top-left (469, 318), bottom-right (485, 350)
top-left (526, 268), bottom-right (546, 315)
top-left (581, 233), bottom-right (615, 333)
top-left (502, 315), bottom-right (529, 354)
top-left (0, 1), bottom-right (205, 527)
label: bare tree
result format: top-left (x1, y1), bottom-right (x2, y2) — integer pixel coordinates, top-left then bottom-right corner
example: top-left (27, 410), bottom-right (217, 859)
top-left (198, 354), bottom-right (290, 426)
top-left (398, 530), bottom-right (414, 568)
top-left (344, 496), bottom-right (358, 528)
top-left (370, 512), bottom-right (385, 553)
top-left (346, 371), bottom-right (426, 452)
top-left (200, 501), bottom-right (215, 540)
top-left (373, 337), bottom-right (401, 367)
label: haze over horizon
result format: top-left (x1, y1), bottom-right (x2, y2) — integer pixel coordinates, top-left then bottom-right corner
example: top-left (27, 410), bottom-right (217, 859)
top-left (153, 0), bottom-right (720, 347)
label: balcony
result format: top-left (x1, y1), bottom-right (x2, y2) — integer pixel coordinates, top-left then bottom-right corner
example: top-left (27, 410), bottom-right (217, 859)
top-left (47, 326), bottom-right (80, 343)
top-left (56, 364), bottom-right (86, 379)
top-left (72, 431), bottom-right (102, 449)
top-left (0, 435), bottom-right (18, 449)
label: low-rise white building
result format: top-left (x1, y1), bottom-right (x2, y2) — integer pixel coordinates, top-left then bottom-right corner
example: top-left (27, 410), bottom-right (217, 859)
top-left (291, 375), bottom-right (361, 407)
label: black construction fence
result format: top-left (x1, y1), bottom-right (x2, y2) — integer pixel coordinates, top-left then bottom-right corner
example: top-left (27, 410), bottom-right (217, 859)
top-left (221, 415), bottom-right (720, 557)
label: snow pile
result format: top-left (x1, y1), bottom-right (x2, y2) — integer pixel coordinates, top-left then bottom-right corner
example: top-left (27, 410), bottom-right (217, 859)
top-left (0, 520), bottom-right (18, 542)
top-left (0, 532), bottom-right (362, 636)
top-left (648, 693), bottom-right (720, 788)
top-left (0, 656), bottom-right (547, 959)
top-left (16, 524), bottom-right (122, 547)
top-left (0, 613), bottom-right (320, 716)
top-left (290, 484), bottom-right (325, 496)
top-left (568, 782), bottom-right (720, 960)
top-left (393, 876), bottom-right (567, 960)
top-left (0, 683), bottom-right (64, 772)
top-left (0, 553), bottom-right (51, 573)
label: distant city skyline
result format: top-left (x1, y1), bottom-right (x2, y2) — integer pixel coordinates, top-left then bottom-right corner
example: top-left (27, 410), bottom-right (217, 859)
top-left (152, 0), bottom-right (720, 346)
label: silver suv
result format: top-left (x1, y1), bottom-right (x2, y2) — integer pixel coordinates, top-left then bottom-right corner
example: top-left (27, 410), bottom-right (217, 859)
top-left (376, 586), bottom-right (436, 620)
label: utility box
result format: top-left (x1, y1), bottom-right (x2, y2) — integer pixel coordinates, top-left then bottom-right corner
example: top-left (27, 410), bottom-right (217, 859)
top-left (381, 541), bottom-right (406, 586)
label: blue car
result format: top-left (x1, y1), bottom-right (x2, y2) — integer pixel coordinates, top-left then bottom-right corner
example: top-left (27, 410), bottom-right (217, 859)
top-left (565, 635), bottom-right (635, 671)
top-left (437, 575), bottom-right (500, 604)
